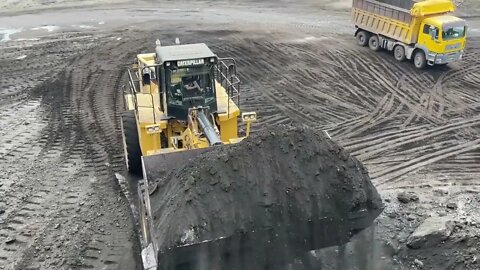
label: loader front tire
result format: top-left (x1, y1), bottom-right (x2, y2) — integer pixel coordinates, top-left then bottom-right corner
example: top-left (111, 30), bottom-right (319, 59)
top-left (121, 111), bottom-right (142, 175)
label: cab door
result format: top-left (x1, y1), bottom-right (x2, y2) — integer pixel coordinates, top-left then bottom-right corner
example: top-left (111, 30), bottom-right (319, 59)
top-left (418, 23), bottom-right (443, 53)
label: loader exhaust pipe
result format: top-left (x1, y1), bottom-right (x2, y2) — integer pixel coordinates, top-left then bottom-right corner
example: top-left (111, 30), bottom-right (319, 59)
top-left (197, 111), bottom-right (223, 146)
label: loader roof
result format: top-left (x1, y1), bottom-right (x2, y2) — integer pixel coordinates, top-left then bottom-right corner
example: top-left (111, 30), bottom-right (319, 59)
top-left (155, 43), bottom-right (216, 64)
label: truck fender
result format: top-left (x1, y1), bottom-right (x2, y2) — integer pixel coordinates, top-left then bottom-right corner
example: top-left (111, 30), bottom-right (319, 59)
top-left (410, 45), bottom-right (428, 60)
top-left (354, 27), bottom-right (362, 37)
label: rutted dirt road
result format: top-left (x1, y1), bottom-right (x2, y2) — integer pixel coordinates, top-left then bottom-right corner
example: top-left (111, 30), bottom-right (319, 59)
top-left (1, 0), bottom-right (480, 269)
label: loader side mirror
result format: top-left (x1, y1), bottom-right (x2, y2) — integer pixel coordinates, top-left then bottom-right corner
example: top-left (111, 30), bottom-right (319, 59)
top-left (242, 112), bottom-right (257, 122)
top-left (242, 112), bottom-right (257, 137)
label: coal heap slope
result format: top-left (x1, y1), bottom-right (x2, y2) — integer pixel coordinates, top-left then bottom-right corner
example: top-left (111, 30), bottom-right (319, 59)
top-left (149, 126), bottom-right (383, 267)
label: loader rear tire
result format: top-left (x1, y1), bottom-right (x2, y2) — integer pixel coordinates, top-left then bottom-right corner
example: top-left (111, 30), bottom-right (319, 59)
top-left (121, 111), bottom-right (142, 175)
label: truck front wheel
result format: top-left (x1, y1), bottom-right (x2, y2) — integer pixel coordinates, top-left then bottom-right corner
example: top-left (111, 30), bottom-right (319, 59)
top-left (413, 51), bottom-right (427, 69)
top-left (394, 45), bottom-right (406, 62)
top-left (356, 31), bottom-right (369, 47)
top-left (368, 35), bottom-right (380, 51)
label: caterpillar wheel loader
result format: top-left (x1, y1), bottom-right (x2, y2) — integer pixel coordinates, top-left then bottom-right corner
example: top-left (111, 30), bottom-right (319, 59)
top-left (120, 40), bottom-right (257, 269)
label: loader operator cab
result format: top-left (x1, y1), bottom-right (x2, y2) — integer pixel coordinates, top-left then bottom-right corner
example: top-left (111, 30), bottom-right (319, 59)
top-left (156, 43), bottom-right (218, 121)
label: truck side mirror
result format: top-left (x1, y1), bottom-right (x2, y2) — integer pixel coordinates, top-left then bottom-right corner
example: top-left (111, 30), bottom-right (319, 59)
top-left (430, 29), bottom-right (437, 40)
top-left (429, 26), bottom-right (438, 40)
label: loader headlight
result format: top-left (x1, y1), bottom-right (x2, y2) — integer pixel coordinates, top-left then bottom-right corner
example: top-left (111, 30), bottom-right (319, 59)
top-left (146, 125), bottom-right (162, 134)
top-left (242, 112), bottom-right (257, 122)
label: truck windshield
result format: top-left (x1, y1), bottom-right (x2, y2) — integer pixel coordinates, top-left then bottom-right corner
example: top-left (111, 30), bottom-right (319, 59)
top-left (442, 26), bottom-right (466, 40)
top-left (167, 66), bottom-right (214, 107)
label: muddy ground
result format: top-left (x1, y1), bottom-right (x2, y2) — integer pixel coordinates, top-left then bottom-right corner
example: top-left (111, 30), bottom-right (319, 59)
top-left (0, 0), bottom-right (479, 269)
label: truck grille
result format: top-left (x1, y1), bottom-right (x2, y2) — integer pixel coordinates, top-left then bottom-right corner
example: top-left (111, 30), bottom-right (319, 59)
top-left (446, 43), bottom-right (461, 51)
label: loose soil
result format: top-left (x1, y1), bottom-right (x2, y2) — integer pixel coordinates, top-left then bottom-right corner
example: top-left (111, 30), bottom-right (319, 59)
top-left (150, 126), bottom-right (382, 269)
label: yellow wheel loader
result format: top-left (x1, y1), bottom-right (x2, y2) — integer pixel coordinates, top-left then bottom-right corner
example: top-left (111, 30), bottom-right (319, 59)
top-left (120, 40), bottom-right (257, 269)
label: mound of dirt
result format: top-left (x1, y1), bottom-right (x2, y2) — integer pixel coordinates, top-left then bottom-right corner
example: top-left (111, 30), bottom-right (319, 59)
top-left (149, 126), bottom-right (383, 269)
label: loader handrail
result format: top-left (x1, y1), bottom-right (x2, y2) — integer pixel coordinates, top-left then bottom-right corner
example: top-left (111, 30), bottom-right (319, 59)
top-left (127, 67), bottom-right (157, 124)
top-left (215, 58), bottom-right (241, 116)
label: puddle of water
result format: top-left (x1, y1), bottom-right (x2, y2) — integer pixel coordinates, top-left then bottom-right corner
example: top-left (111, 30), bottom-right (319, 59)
top-left (73, 24), bottom-right (96, 29)
top-left (0, 28), bottom-right (22, 42)
top-left (291, 36), bottom-right (329, 43)
top-left (31, 25), bottom-right (60, 32)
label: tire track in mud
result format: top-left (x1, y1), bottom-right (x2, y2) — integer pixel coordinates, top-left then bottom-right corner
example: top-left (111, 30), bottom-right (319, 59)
top-left (57, 40), bottom-right (140, 269)
top-left (0, 76), bottom-right (91, 269)
top-left (0, 36), bottom-right (140, 269)
top-left (0, 34), bottom-right (98, 105)
top-left (1, 24), bottom-right (479, 269)
top-left (212, 31), bottom-right (480, 190)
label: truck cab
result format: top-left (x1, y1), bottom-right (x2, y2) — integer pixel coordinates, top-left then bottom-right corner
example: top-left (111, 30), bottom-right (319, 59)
top-left (418, 15), bottom-right (467, 65)
top-left (352, 0), bottom-right (468, 68)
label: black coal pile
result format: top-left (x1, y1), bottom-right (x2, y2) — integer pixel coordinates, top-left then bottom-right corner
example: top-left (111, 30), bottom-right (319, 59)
top-left (148, 126), bottom-right (383, 270)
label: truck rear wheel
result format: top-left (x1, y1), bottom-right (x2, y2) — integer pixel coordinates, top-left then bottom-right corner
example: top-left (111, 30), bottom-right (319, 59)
top-left (394, 45), bottom-right (406, 61)
top-left (121, 111), bottom-right (142, 175)
top-left (368, 35), bottom-right (380, 51)
top-left (356, 31), bottom-right (369, 47)
top-left (413, 50), bottom-right (427, 69)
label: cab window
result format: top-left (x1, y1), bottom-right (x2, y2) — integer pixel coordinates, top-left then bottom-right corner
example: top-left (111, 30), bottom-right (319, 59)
top-left (167, 66), bottom-right (214, 107)
top-left (423, 24), bottom-right (439, 40)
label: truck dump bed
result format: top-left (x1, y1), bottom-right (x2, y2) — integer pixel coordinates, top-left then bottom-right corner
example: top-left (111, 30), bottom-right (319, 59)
top-left (352, 0), bottom-right (419, 44)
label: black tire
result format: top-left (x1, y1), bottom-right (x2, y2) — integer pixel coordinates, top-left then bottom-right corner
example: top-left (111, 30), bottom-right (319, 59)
top-left (394, 45), bottom-right (406, 62)
top-left (413, 50), bottom-right (427, 69)
top-left (368, 35), bottom-right (380, 51)
top-left (356, 31), bottom-right (369, 47)
top-left (121, 111), bottom-right (142, 175)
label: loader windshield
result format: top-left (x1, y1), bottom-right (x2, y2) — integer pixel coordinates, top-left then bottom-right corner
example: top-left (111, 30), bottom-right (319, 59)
top-left (167, 65), bottom-right (215, 107)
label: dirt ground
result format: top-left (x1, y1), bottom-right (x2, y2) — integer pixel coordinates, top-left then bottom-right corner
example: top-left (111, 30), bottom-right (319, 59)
top-left (0, 0), bottom-right (479, 269)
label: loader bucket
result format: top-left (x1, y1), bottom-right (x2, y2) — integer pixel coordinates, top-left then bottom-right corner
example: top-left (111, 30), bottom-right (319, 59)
top-left (138, 126), bottom-right (383, 270)
top-left (156, 206), bottom-right (382, 270)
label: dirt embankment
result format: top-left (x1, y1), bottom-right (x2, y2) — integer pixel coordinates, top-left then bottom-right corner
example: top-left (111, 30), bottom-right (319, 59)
top-left (149, 126), bottom-right (383, 269)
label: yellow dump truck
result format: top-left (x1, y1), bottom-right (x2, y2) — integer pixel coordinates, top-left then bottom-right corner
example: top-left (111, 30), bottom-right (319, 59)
top-left (352, 0), bottom-right (467, 68)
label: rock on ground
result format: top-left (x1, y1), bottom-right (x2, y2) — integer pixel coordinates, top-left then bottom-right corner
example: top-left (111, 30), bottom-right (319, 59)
top-left (397, 191), bottom-right (419, 203)
top-left (407, 216), bottom-right (455, 249)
